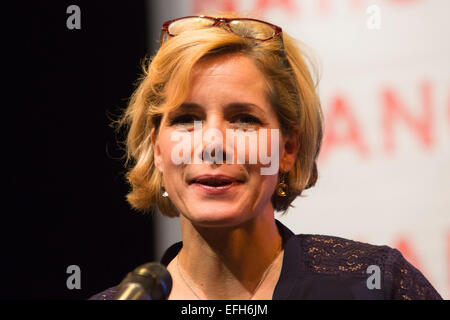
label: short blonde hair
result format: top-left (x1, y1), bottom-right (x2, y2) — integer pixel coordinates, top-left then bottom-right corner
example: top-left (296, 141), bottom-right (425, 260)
top-left (117, 14), bottom-right (323, 217)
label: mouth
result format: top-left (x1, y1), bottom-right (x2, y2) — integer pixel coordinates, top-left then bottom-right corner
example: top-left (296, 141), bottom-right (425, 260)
top-left (188, 175), bottom-right (244, 194)
top-left (189, 175), bottom-right (244, 186)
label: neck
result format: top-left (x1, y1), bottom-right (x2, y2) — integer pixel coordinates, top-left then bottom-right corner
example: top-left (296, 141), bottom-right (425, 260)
top-left (177, 207), bottom-right (282, 299)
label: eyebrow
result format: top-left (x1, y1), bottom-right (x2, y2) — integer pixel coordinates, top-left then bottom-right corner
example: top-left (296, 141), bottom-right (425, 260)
top-left (226, 102), bottom-right (266, 114)
top-left (176, 102), bottom-right (265, 114)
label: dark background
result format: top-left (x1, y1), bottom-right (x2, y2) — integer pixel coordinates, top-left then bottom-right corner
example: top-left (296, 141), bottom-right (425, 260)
top-left (4, 1), bottom-right (156, 299)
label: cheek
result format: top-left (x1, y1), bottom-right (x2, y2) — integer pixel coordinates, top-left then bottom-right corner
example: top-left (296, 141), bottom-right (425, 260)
top-left (251, 128), bottom-right (281, 176)
top-left (228, 129), bottom-right (281, 166)
top-left (257, 128), bottom-right (280, 155)
top-left (246, 169), bottom-right (278, 207)
top-left (158, 129), bottom-right (188, 167)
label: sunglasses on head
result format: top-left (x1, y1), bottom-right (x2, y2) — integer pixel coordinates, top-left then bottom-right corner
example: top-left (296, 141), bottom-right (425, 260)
top-left (160, 15), bottom-right (283, 46)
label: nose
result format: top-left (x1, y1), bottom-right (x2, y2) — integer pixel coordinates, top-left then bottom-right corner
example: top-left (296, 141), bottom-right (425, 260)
top-left (194, 115), bottom-right (228, 164)
top-left (202, 143), bottom-right (226, 164)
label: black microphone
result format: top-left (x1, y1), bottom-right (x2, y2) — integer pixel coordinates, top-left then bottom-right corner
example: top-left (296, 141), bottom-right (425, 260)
top-left (114, 262), bottom-right (172, 300)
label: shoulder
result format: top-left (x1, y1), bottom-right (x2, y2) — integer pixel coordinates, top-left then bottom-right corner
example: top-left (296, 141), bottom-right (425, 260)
top-left (298, 233), bottom-right (391, 275)
top-left (297, 234), bottom-right (442, 300)
top-left (88, 285), bottom-right (119, 300)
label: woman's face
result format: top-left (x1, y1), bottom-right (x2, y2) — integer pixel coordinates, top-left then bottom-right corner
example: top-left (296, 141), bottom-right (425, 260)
top-left (152, 54), bottom-right (296, 227)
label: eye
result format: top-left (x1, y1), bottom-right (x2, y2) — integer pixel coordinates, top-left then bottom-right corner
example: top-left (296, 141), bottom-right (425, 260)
top-left (231, 114), bottom-right (263, 125)
top-left (168, 114), bottom-right (200, 126)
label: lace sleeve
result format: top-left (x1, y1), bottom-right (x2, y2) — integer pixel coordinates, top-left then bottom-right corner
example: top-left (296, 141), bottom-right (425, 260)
top-left (385, 248), bottom-right (442, 300)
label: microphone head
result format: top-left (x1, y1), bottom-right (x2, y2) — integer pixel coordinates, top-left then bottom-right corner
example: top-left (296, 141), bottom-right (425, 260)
top-left (116, 262), bottom-right (172, 300)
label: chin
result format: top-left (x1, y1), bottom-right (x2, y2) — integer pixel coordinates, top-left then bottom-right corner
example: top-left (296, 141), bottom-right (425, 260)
top-left (185, 203), bottom-right (252, 228)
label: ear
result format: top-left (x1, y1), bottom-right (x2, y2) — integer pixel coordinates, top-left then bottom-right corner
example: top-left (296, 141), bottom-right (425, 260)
top-left (280, 129), bottom-right (300, 173)
top-left (151, 127), bottom-right (163, 172)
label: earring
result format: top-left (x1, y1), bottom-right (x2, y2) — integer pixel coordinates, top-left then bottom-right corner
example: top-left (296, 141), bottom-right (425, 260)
top-left (162, 186), bottom-right (169, 198)
top-left (276, 173), bottom-right (288, 197)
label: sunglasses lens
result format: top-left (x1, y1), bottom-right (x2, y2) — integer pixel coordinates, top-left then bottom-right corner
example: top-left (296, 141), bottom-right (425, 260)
top-left (228, 20), bottom-right (276, 40)
top-left (168, 17), bottom-right (215, 36)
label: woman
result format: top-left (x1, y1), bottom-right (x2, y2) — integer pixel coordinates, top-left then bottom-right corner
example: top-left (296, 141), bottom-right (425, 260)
top-left (90, 14), bottom-right (442, 300)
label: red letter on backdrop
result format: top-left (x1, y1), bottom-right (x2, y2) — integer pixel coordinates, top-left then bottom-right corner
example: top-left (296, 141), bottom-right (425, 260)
top-left (320, 95), bottom-right (369, 160)
top-left (254, 0), bottom-right (297, 14)
top-left (381, 82), bottom-right (433, 153)
top-left (193, 0), bottom-right (237, 13)
top-left (395, 236), bottom-right (426, 275)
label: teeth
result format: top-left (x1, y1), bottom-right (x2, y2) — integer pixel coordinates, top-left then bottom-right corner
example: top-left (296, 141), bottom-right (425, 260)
top-left (193, 178), bottom-right (233, 187)
top-left (201, 180), bottom-right (231, 187)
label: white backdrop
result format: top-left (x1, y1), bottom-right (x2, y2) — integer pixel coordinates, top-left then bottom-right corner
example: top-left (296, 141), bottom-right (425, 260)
top-left (147, 0), bottom-right (450, 299)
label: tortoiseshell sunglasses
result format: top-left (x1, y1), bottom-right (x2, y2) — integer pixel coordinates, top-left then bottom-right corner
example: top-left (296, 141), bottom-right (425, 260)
top-left (160, 15), bottom-right (283, 46)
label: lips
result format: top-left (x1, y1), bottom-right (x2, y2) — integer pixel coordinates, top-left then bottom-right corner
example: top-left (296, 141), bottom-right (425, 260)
top-left (188, 175), bottom-right (243, 195)
top-left (189, 175), bottom-right (244, 187)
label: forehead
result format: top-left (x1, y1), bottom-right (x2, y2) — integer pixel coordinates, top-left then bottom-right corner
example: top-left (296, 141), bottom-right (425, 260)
top-left (187, 53), bottom-right (268, 102)
top-left (191, 53), bottom-right (263, 77)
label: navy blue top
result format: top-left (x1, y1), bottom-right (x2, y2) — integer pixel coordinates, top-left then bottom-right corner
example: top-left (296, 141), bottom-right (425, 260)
top-left (89, 220), bottom-right (442, 300)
